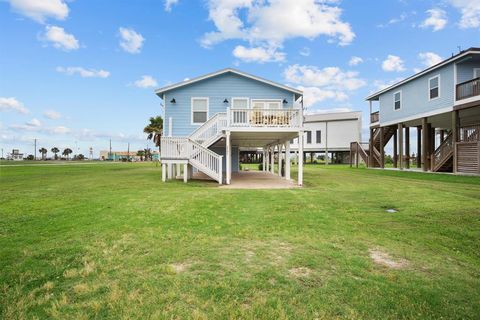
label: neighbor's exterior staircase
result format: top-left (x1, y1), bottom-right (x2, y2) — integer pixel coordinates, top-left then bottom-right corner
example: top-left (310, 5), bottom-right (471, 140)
top-left (350, 126), bottom-right (396, 167)
top-left (161, 113), bottom-right (227, 183)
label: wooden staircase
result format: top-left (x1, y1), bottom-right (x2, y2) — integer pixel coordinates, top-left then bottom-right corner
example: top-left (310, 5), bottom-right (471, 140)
top-left (431, 131), bottom-right (453, 172)
top-left (351, 126), bottom-right (396, 167)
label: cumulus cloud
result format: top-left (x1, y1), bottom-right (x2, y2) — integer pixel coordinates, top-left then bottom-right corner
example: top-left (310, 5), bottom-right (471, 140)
top-left (133, 75), bottom-right (158, 88)
top-left (201, 0), bottom-right (355, 63)
top-left (233, 45), bottom-right (285, 63)
top-left (382, 55), bottom-right (405, 72)
top-left (164, 0), bottom-right (179, 12)
top-left (56, 66), bottom-right (110, 78)
top-left (43, 110), bottom-right (61, 119)
top-left (299, 47), bottom-right (311, 57)
top-left (448, 0), bottom-right (480, 28)
top-left (8, 0), bottom-right (69, 23)
top-left (118, 27), bottom-right (144, 54)
top-left (284, 64), bottom-right (366, 108)
top-left (420, 8), bottom-right (447, 31)
top-left (0, 97), bottom-right (29, 114)
top-left (349, 56), bottom-right (363, 66)
top-left (26, 118), bottom-right (42, 127)
top-left (418, 52), bottom-right (442, 68)
top-left (40, 25), bottom-right (79, 51)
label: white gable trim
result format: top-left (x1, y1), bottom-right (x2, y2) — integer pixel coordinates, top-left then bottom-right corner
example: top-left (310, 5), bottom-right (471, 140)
top-left (155, 68), bottom-right (303, 97)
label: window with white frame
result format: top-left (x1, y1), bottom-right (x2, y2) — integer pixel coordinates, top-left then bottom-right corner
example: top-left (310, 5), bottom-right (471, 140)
top-left (429, 75), bottom-right (440, 100)
top-left (191, 98), bottom-right (208, 124)
top-left (316, 130), bottom-right (321, 144)
top-left (306, 131), bottom-right (312, 144)
top-left (232, 98), bottom-right (249, 109)
top-left (394, 91), bottom-right (402, 110)
top-left (251, 100), bottom-right (281, 109)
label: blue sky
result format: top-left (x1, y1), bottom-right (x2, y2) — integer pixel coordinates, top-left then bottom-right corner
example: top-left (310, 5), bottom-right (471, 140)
top-left (0, 0), bottom-right (479, 158)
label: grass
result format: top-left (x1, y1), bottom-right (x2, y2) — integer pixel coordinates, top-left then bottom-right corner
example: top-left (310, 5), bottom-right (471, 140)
top-left (0, 162), bottom-right (479, 319)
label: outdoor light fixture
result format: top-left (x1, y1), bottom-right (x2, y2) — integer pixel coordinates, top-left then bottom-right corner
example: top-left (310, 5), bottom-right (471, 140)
top-left (283, 99), bottom-right (288, 104)
top-left (170, 98), bottom-right (176, 103)
top-left (223, 99), bottom-right (229, 103)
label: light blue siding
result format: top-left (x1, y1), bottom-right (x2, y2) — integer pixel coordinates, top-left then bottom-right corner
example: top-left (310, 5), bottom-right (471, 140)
top-left (457, 60), bottom-right (479, 83)
top-left (210, 146), bottom-right (240, 173)
top-left (164, 72), bottom-right (295, 136)
top-left (379, 64), bottom-right (455, 124)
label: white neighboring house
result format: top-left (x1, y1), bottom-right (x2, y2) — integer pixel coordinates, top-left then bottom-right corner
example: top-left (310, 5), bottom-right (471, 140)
top-left (290, 111), bottom-right (362, 164)
top-left (7, 149), bottom-right (24, 161)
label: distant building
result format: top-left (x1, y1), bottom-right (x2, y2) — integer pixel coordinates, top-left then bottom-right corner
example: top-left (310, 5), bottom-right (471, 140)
top-left (7, 149), bottom-right (24, 161)
top-left (290, 111), bottom-right (362, 164)
top-left (99, 150), bottom-right (160, 161)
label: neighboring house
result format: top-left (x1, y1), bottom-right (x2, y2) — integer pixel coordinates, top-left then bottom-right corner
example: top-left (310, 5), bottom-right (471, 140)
top-left (99, 150), bottom-right (160, 161)
top-left (156, 68), bottom-right (304, 185)
top-left (7, 149), bottom-right (24, 161)
top-left (290, 111), bottom-right (362, 164)
top-left (357, 47), bottom-right (480, 175)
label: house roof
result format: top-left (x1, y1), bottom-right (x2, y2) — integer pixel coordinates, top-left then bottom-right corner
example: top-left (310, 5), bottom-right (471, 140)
top-left (366, 47), bottom-right (480, 101)
top-left (154, 68), bottom-right (303, 100)
top-left (304, 111), bottom-right (362, 123)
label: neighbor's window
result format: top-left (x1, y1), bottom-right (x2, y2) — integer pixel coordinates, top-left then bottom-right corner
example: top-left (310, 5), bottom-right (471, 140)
top-left (316, 130), bottom-right (321, 144)
top-left (429, 76), bottom-right (440, 100)
top-left (394, 91), bottom-right (402, 110)
top-left (306, 131), bottom-right (312, 144)
top-left (232, 98), bottom-right (248, 109)
top-left (192, 98), bottom-right (208, 124)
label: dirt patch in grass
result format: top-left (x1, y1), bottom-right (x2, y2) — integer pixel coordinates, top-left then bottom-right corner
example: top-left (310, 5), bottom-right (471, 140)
top-left (169, 263), bottom-right (190, 274)
top-left (369, 249), bottom-right (409, 269)
top-left (289, 267), bottom-right (312, 278)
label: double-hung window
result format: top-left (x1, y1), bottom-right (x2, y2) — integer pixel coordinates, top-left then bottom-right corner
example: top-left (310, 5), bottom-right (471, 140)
top-left (231, 98), bottom-right (249, 124)
top-left (306, 131), bottom-right (312, 144)
top-left (192, 97), bottom-right (208, 124)
top-left (429, 75), bottom-right (440, 100)
top-left (394, 91), bottom-right (402, 110)
top-left (316, 130), bottom-right (321, 144)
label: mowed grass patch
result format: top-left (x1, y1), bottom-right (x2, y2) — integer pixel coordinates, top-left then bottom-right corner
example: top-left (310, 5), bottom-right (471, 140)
top-left (0, 162), bottom-right (479, 319)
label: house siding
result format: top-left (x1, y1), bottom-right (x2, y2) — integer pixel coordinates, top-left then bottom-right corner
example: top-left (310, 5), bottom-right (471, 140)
top-left (164, 72), bottom-right (295, 136)
top-left (378, 63), bottom-right (455, 124)
top-left (457, 60), bottom-right (479, 83)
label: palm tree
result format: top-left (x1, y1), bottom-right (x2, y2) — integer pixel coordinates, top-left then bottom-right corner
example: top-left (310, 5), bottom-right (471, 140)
top-left (136, 150), bottom-right (145, 161)
top-left (51, 147), bottom-right (59, 160)
top-left (144, 148), bottom-right (152, 161)
top-left (63, 148), bottom-right (73, 160)
top-left (144, 116), bottom-right (163, 152)
top-left (39, 147), bottom-right (48, 160)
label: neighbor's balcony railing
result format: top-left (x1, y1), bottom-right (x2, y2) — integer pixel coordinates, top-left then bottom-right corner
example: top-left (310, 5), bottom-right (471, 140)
top-left (370, 111), bottom-right (379, 123)
top-left (456, 77), bottom-right (480, 101)
top-left (227, 108), bottom-right (301, 128)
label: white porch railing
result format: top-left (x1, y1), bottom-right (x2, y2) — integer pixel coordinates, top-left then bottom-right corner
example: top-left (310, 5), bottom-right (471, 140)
top-left (190, 112), bottom-right (227, 146)
top-left (227, 108), bottom-right (301, 128)
top-left (161, 137), bottom-right (190, 159)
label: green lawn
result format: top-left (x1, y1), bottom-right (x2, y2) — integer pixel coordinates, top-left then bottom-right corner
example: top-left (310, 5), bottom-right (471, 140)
top-left (1, 163), bottom-right (479, 319)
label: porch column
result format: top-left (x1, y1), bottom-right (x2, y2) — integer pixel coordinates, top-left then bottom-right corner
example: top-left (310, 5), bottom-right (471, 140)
top-left (417, 126), bottom-right (422, 168)
top-left (162, 163), bottom-right (167, 182)
top-left (226, 131), bottom-right (231, 185)
top-left (167, 164), bottom-right (173, 179)
top-left (452, 110), bottom-right (458, 173)
top-left (298, 132), bottom-right (304, 186)
top-left (393, 130), bottom-right (398, 168)
top-left (278, 144), bottom-right (283, 177)
top-left (379, 126), bottom-right (385, 168)
top-left (176, 164), bottom-right (181, 178)
top-left (285, 141), bottom-right (291, 180)
top-left (422, 117), bottom-right (428, 171)
top-left (183, 163), bottom-right (188, 183)
top-left (369, 128), bottom-right (374, 168)
top-left (405, 126), bottom-right (410, 169)
top-left (398, 123), bottom-right (404, 170)
top-left (270, 146), bottom-right (275, 174)
top-left (262, 150), bottom-right (266, 171)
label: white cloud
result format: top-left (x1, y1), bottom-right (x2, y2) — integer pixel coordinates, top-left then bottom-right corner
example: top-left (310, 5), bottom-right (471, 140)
top-left (9, 0), bottom-right (69, 23)
top-left (56, 66), bottom-right (110, 78)
top-left (26, 118), bottom-right (41, 127)
top-left (43, 110), bottom-right (61, 119)
top-left (420, 8), bottom-right (447, 31)
top-left (40, 25), bottom-right (79, 51)
top-left (201, 0), bottom-right (354, 63)
top-left (448, 0), bottom-right (480, 28)
top-left (372, 77), bottom-right (404, 91)
top-left (118, 27), bottom-right (144, 54)
top-left (0, 97), bottom-right (29, 114)
top-left (382, 55), bottom-right (405, 72)
top-left (418, 52), bottom-right (443, 68)
top-left (284, 64), bottom-right (366, 108)
top-left (299, 47), bottom-right (311, 57)
top-left (349, 56), bottom-right (363, 66)
top-left (233, 45), bottom-right (285, 63)
top-left (133, 75), bottom-right (158, 88)
top-left (164, 0), bottom-right (179, 12)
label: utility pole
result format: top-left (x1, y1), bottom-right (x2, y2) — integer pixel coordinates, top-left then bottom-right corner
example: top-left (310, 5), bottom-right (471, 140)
top-left (109, 139), bottom-right (112, 161)
top-left (127, 142), bottom-right (130, 162)
top-left (34, 138), bottom-right (37, 160)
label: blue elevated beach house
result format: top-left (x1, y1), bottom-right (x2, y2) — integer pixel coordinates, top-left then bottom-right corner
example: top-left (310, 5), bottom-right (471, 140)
top-left (155, 68), bottom-right (304, 185)
top-left (352, 47), bottom-right (480, 175)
